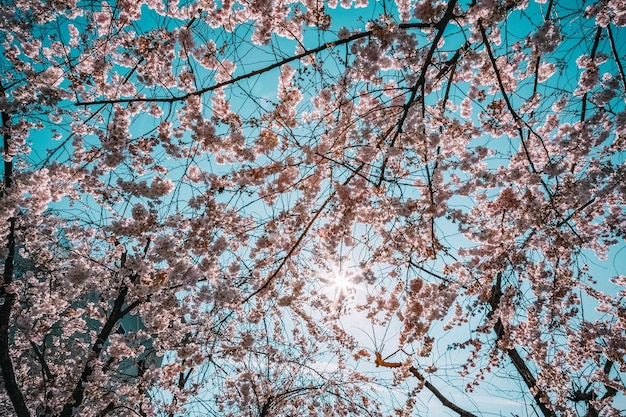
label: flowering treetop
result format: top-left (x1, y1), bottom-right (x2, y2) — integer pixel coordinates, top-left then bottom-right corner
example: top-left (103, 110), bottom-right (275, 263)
top-left (1, 0), bottom-right (626, 416)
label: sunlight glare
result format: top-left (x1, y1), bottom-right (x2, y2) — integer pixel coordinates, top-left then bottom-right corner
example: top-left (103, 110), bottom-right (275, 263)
top-left (328, 266), bottom-right (354, 299)
top-left (332, 269), bottom-right (352, 292)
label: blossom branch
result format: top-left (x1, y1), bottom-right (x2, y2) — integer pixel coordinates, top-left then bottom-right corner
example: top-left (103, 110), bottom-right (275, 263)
top-left (531, 0), bottom-right (555, 95)
top-left (478, 22), bottom-right (539, 175)
top-left (29, 340), bottom-right (54, 385)
top-left (59, 283), bottom-right (130, 417)
top-left (527, 0), bottom-right (555, 161)
top-left (241, 160), bottom-right (368, 304)
top-left (76, 22), bottom-right (433, 107)
top-left (395, 0), bottom-right (459, 134)
top-left (377, 0), bottom-right (461, 186)
top-left (59, 242), bottom-right (149, 417)
top-left (574, 360), bottom-right (619, 417)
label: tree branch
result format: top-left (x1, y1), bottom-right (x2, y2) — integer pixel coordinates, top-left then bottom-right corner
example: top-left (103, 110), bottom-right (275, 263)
top-left (580, 27), bottom-right (602, 122)
top-left (488, 273), bottom-right (556, 417)
top-left (377, 0), bottom-right (462, 186)
top-left (76, 22), bottom-right (433, 106)
top-left (375, 352), bottom-right (478, 417)
top-left (239, 156), bottom-right (375, 306)
top-left (530, 0), bottom-right (555, 96)
top-left (579, 360), bottom-right (619, 417)
top-left (606, 25), bottom-right (626, 95)
top-left (29, 340), bottom-right (54, 382)
top-left (0, 106), bottom-right (31, 417)
top-left (59, 283), bottom-right (129, 417)
top-left (60, 239), bottom-right (151, 415)
top-left (478, 22), bottom-right (538, 174)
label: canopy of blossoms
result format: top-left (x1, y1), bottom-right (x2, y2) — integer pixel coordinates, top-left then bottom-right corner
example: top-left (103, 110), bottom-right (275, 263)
top-left (1, 0), bottom-right (625, 416)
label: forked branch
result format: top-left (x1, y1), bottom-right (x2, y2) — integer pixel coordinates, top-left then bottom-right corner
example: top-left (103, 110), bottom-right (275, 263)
top-left (59, 242), bottom-right (149, 417)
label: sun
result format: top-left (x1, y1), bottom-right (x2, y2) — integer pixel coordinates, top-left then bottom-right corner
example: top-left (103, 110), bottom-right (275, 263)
top-left (332, 269), bottom-right (352, 291)
top-left (327, 265), bottom-right (354, 299)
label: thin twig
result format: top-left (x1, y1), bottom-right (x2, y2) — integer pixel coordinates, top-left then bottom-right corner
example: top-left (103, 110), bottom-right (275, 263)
top-left (606, 26), bottom-right (626, 95)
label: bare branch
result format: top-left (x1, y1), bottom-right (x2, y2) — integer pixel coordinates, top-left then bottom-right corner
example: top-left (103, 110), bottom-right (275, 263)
top-left (375, 352), bottom-right (478, 417)
top-left (606, 25), bottom-right (626, 95)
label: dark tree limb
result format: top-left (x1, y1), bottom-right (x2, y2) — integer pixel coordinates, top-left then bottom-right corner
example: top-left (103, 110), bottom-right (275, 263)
top-left (530, 0), bottom-right (555, 96)
top-left (0, 105), bottom-right (31, 417)
top-left (76, 22), bottom-right (433, 106)
top-left (606, 25), bottom-right (626, 95)
top-left (488, 274), bottom-right (556, 417)
top-left (259, 396), bottom-right (272, 417)
top-left (394, 0), bottom-right (460, 135)
top-left (376, 0), bottom-right (461, 186)
top-left (577, 359), bottom-right (619, 417)
top-left (58, 241), bottom-right (148, 417)
top-left (375, 352), bottom-right (478, 417)
top-left (29, 340), bottom-right (54, 382)
top-left (408, 366), bottom-right (477, 417)
top-left (59, 284), bottom-right (129, 417)
top-left (478, 23), bottom-right (538, 175)
top-left (580, 28), bottom-right (603, 123)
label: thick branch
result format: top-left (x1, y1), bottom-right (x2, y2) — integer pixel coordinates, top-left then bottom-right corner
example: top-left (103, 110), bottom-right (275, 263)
top-left (30, 340), bottom-right (54, 382)
top-left (59, 284), bottom-right (129, 417)
top-left (581, 360), bottom-right (619, 417)
top-left (59, 240), bottom-right (151, 416)
top-left (395, 0), bottom-right (459, 135)
top-left (580, 28), bottom-right (602, 122)
top-left (0, 108), bottom-right (31, 417)
top-left (488, 274), bottom-right (556, 417)
top-left (375, 352), bottom-right (478, 417)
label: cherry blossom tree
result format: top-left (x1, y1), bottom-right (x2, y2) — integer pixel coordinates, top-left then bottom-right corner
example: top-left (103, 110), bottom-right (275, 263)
top-left (1, 0), bottom-right (626, 416)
